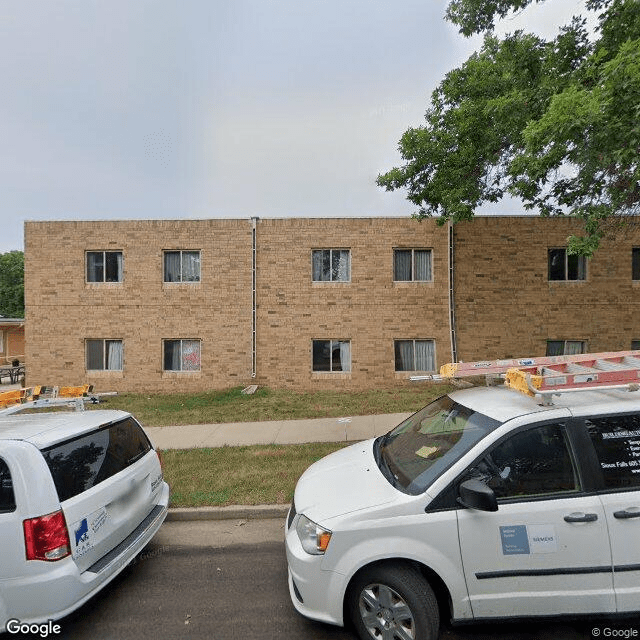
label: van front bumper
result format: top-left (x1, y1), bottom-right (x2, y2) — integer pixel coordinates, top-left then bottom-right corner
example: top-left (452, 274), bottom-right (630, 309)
top-left (285, 515), bottom-right (346, 627)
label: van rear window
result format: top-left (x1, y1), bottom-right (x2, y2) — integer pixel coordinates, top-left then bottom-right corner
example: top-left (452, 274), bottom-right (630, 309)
top-left (0, 457), bottom-right (16, 512)
top-left (42, 417), bottom-right (152, 502)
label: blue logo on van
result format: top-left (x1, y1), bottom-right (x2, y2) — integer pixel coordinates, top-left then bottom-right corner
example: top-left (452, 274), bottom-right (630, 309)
top-left (75, 518), bottom-right (88, 545)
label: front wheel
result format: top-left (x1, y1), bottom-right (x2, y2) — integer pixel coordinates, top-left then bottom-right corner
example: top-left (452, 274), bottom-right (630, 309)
top-left (348, 563), bottom-right (439, 640)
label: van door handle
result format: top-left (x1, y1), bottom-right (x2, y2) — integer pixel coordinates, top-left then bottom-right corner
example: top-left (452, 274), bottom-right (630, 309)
top-left (564, 512), bottom-right (598, 523)
top-left (613, 508), bottom-right (640, 519)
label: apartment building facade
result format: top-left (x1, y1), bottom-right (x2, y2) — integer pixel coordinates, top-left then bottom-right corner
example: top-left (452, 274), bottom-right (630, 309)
top-left (24, 216), bottom-right (640, 393)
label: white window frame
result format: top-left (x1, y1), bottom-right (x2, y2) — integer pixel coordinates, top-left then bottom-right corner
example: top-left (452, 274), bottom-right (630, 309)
top-left (163, 250), bottom-right (201, 283)
top-left (546, 340), bottom-right (586, 356)
top-left (394, 339), bottom-right (436, 372)
top-left (311, 249), bottom-right (351, 283)
top-left (85, 339), bottom-right (123, 371)
top-left (393, 248), bottom-right (433, 282)
top-left (163, 339), bottom-right (202, 372)
top-left (0, 330), bottom-right (4, 354)
top-left (548, 248), bottom-right (587, 281)
top-left (86, 251), bottom-right (123, 283)
top-left (312, 339), bottom-right (351, 373)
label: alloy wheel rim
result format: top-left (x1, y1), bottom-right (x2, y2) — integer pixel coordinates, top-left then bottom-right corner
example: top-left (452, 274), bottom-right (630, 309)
top-left (358, 582), bottom-right (415, 640)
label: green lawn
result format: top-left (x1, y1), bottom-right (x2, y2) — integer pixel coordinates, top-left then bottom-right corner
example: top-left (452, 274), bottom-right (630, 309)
top-left (162, 442), bottom-right (350, 507)
top-left (95, 382), bottom-right (455, 508)
top-left (95, 383), bottom-right (454, 427)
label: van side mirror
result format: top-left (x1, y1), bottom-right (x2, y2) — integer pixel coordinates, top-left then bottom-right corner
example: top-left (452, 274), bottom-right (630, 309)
top-left (457, 479), bottom-right (498, 512)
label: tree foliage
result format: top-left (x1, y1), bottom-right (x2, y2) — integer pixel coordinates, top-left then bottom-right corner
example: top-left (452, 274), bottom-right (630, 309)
top-left (377, 0), bottom-right (640, 254)
top-left (0, 251), bottom-right (25, 318)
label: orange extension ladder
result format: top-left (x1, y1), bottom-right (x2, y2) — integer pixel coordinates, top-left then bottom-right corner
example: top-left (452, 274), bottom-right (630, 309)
top-left (414, 350), bottom-right (640, 405)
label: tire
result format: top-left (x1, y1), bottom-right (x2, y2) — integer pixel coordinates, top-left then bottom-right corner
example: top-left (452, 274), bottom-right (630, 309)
top-left (348, 563), bottom-right (439, 640)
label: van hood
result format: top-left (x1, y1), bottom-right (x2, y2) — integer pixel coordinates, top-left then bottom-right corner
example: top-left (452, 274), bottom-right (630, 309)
top-left (293, 439), bottom-right (400, 523)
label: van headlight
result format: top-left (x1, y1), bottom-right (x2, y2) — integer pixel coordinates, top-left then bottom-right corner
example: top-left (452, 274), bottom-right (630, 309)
top-left (296, 514), bottom-right (332, 555)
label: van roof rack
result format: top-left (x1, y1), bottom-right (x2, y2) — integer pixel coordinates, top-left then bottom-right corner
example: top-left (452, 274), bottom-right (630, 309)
top-left (411, 350), bottom-right (640, 406)
top-left (0, 385), bottom-right (116, 415)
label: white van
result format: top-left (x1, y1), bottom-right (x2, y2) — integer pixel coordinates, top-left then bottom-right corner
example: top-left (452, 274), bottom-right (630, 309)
top-left (0, 409), bottom-right (169, 631)
top-left (286, 385), bottom-right (640, 640)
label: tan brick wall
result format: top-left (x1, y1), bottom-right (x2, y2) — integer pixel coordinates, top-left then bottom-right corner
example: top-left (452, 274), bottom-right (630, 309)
top-left (25, 219), bottom-right (253, 392)
top-left (254, 217), bottom-right (450, 390)
top-left (23, 216), bottom-right (640, 393)
top-left (0, 324), bottom-right (25, 364)
top-left (453, 216), bottom-right (640, 361)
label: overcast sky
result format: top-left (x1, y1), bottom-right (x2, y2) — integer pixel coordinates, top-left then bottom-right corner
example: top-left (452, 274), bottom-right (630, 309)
top-left (0, 0), bottom-right (594, 252)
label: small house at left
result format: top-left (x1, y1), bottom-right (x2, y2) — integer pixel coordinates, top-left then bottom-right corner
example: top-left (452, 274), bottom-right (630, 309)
top-left (0, 317), bottom-right (25, 368)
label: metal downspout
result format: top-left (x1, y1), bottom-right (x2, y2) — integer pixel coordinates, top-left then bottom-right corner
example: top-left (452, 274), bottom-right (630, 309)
top-left (251, 217), bottom-right (258, 378)
top-left (448, 220), bottom-right (458, 364)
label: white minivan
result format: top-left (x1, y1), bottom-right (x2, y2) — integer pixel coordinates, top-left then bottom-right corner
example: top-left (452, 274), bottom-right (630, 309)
top-left (0, 408), bottom-right (169, 631)
top-left (286, 384), bottom-right (640, 640)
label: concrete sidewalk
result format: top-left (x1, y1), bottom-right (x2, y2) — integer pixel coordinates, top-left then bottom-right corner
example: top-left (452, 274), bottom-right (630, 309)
top-left (145, 412), bottom-right (411, 450)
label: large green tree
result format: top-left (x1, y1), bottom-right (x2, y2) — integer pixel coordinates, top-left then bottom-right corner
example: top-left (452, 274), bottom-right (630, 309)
top-left (0, 251), bottom-right (24, 318)
top-left (377, 0), bottom-right (640, 255)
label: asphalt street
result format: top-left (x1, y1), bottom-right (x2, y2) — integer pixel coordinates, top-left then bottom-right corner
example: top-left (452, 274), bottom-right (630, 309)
top-left (16, 520), bottom-right (640, 640)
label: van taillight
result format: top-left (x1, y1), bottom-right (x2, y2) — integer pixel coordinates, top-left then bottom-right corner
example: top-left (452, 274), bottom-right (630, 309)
top-left (23, 510), bottom-right (71, 561)
top-left (156, 449), bottom-right (164, 471)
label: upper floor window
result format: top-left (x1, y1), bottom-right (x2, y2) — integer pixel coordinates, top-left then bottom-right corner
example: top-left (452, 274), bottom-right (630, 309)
top-left (546, 340), bottom-right (586, 356)
top-left (163, 339), bottom-right (201, 371)
top-left (632, 340), bottom-right (640, 350)
top-left (394, 249), bottom-right (432, 282)
top-left (86, 339), bottom-right (123, 371)
top-left (548, 248), bottom-right (586, 281)
top-left (312, 339), bottom-right (351, 372)
top-left (312, 249), bottom-right (350, 282)
top-left (395, 339), bottom-right (436, 372)
top-left (164, 251), bottom-right (201, 283)
top-left (86, 251), bottom-right (123, 283)
top-left (633, 248), bottom-right (640, 281)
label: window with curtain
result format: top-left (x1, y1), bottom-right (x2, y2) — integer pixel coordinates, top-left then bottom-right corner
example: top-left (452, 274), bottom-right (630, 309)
top-left (86, 251), bottom-right (123, 283)
top-left (548, 249), bottom-right (586, 281)
top-left (163, 340), bottom-right (201, 371)
top-left (86, 339), bottom-right (123, 371)
top-left (312, 340), bottom-right (351, 372)
top-left (394, 340), bottom-right (436, 372)
top-left (311, 249), bottom-right (350, 282)
top-left (546, 340), bottom-right (586, 356)
top-left (164, 251), bottom-right (201, 283)
top-left (393, 249), bottom-right (432, 282)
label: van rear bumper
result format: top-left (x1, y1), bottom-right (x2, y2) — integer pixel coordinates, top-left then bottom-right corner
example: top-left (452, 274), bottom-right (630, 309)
top-left (1, 482), bottom-right (170, 631)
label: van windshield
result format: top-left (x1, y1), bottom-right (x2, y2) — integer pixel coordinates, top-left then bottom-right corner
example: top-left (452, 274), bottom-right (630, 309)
top-left (375, 395), bottom-right (500, 494)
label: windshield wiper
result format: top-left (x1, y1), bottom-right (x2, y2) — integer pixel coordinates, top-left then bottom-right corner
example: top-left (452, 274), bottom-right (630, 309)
top-left (373, 437), bottom-right (398, 487)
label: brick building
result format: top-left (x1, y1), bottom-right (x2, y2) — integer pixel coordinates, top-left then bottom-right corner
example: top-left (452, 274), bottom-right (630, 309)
top-left (23, 216), bottom-right (640, 393)
top-left (0, 318), bottom-right (24, 366)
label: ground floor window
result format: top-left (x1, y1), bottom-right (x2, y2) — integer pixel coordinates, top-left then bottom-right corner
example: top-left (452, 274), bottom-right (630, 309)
top-left (395, 339), bottom-right (436, 371)
top-left (312, 340), bottom-right (351, 372)
top-left (163, 339), bottom-right (201, 371)
top-left (546, 340), bottom-right (586, 356)
top-left (86, 339), bottom-right (123, 371)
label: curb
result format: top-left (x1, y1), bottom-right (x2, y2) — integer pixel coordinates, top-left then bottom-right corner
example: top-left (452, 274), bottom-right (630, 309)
top-left (166, 504), bottom-right (289, 522)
